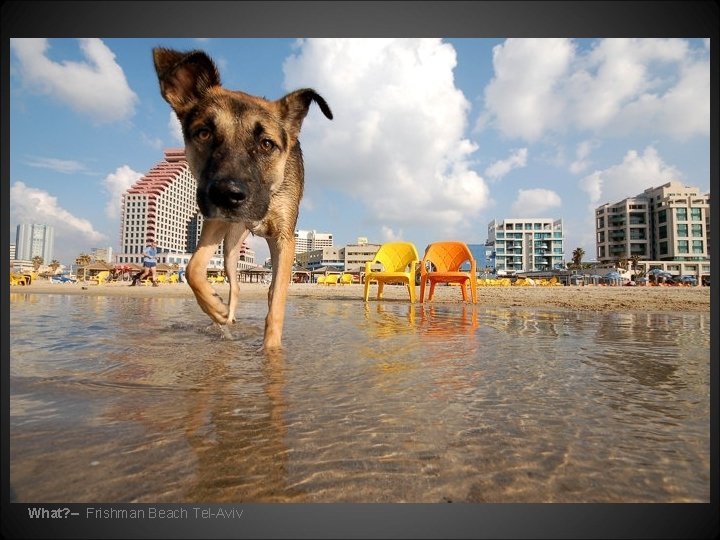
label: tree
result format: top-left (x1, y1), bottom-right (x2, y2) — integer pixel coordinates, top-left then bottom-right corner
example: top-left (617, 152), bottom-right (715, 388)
top-left (618, 257), bottom-right (628, 271)
top-left (31, 255), bottom-right (43, 271)
top-left (571, 247), bottom-right (585, 269)
top-left (630, 255), bottom-right (645, 277)
top-left (49, 260), bottom-right (61, 274)
top-left (75, 253), bottom-right (92, 267)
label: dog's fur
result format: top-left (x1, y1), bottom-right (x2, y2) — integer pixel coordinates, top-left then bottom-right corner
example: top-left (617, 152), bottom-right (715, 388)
top-left (152, 48), bottom-right (332, 350)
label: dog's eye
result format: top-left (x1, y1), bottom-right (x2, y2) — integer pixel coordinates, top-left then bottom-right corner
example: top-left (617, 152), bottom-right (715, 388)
top-left (194, 128), bottom-right (212, 142)
top-left (259, 139), bottom-right (275, 152)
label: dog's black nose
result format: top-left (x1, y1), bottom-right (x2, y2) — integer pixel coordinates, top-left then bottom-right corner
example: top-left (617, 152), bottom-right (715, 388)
top-left (208, 179), bottom-right (247, 209)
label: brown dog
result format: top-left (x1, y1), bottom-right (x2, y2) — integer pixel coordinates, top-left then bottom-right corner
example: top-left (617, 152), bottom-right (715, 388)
top-left (152, 48), bottom-right (332, 350)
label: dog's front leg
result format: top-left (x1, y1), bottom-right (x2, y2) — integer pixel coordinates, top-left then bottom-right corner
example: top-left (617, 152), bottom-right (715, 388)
top-left (263, 234), bottom-right (295, 350)
top-left (223, 224), bottom-right (250, 325)
top-left (187, 219), bottom-right (231, 324)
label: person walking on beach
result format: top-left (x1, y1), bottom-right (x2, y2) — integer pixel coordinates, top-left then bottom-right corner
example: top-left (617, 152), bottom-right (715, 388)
top-left (130, 239), bottom-right (159, 287)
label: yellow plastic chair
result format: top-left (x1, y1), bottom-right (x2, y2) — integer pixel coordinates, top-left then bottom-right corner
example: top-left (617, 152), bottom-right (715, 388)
top-left (420, 241), bottom-right (477, 303)
top-left (325, 274), bottom-right (340, 285)
top-left (89, 271), bottom-right (110, 285)
top-left (339, 273), bottom-right (353, 285)
top-left (363, 242), bottom-right (419, 303)
top-left (10, 273), bottom-right (28, 286)
top-left (168, 273), bottom-right (179, 283)
top-left (317, 275), bottom-right (326, 285)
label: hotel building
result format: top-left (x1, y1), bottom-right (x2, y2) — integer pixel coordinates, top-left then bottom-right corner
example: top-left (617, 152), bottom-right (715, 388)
top-left (117, 149), bottom-right (254, 270)
top-left (15, 223), bottom-right (54, 263)
top-left (595, 181), bottom-right (710, 277)
top-left (294, 229), bottom-right (333, 254)
top-left (487, 218), bottom-right (565, 273)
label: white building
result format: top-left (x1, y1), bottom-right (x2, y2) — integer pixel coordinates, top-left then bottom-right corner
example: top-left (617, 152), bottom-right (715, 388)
top-left (294, 229), bottom-right (333, 254)
top-left (15, 223), bottom-right (54, 263)
top-left (487, 218), bottom-right (564, 273)
top-left (595, 180), bottom-right (710, 263)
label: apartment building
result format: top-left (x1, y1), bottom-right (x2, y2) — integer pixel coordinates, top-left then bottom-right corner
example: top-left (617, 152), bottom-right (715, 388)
top-left (343, 239), bottom-right (381, 272)
top-left (487, 218), bottom-right (564, 273)
top-left (295, 246), bottom-right (344, 271)
top-left (595, 180), bottom-right (710, 263)
top-left (294, 229), bottom-right (333, 254)
top-left (15, 223), bottom-right (54, 263)
top-left (117, 149), bottom-right (254, 269)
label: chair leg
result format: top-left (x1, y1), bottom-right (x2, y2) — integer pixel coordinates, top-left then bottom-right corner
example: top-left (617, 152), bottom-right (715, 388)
top-left (364, 280), bottom-right (370, 302)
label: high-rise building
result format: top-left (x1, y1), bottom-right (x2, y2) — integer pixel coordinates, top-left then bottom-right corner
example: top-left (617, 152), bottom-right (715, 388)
top-left (15, 223), bottom-right (54, 263)
top-left (117, 149), bottom-right (254, 269)
top-left (294, 229), bottom-right (333, 254)
top-left (487, 218), bottom-right (564, 273)
top-left (90, 246), bottom-right (113, 263)
top-left (595, 180), bottom-right (710, 263)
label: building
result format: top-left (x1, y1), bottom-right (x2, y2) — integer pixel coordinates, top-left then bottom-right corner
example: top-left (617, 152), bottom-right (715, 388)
top-left (487, 218), bottom-right (564, 273)
top-left (90, 246), bottom-right (113, 263)
top-left (595, 180), bottom-right (710, 263)
top-left (117, 149), bottom-right (254, 270)
top-left (294, 229), bottom-right (333, 254)
top-left (10, 243), bottom-right (16, 261)
top-left (295, 246), bottom-right (344, 271)
top-left (343, 238), bottom-right (381, 272)
top-left (15, 223), bottom-right (54, 263)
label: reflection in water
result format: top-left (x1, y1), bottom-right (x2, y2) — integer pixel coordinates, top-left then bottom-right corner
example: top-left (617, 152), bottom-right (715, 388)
top-left (9, 292), bottom-right (710, 503)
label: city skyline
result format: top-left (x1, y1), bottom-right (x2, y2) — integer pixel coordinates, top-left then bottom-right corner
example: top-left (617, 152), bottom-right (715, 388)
top-left (9, 38), bottom-right (710, 265)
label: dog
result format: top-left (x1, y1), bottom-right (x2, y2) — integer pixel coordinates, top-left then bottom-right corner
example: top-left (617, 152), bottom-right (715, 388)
top-left (152, 48), bottom-right (333, 350)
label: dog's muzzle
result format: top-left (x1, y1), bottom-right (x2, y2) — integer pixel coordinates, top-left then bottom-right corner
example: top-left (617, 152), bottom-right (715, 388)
top-left (208, 179), bottom-right (247, 210)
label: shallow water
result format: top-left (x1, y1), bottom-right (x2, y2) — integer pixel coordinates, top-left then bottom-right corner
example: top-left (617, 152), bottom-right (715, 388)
top-left (9, 292), bottom-right (710, 503)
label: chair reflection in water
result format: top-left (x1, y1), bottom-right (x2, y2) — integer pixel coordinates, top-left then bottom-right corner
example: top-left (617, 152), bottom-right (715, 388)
top-left (363, 242), bottom-right (420, 303)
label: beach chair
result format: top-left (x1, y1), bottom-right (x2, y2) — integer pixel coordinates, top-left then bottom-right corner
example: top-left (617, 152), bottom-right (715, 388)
top-left (317, 276), bottom-right (326, 285)
top-left (89, 271), bottom-right (110, 285)
top-left (363, 241), bottom-right (419, 303)
top-left (10, 273), bottom-right (28, 286)
top-left (324, 274), bottom-right (340, 285)
top-left (420, 241), bottom-right (477, 303)
top-left (339, 273), bottom-right (353, 285)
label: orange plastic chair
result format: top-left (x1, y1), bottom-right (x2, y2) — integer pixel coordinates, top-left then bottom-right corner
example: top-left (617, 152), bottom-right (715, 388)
top-left (363, 242), bottom-right (419, 302)
top-left (420, 241), bottom-right (478, 303)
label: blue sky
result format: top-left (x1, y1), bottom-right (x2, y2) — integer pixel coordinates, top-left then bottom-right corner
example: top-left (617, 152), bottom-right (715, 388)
top-left (9, 37), bottom-right (710, 266)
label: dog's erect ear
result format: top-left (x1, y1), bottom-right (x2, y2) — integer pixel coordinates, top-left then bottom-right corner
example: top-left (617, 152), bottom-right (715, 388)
top-left (278, 89), bottom-right (333, 142)
top-left (153, 48), bottom-right (221, 117)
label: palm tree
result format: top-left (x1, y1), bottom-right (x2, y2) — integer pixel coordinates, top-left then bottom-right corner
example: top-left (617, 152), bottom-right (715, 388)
top-left (571, 247), bottom-right (585, 269)
top-left (31, 255), bottom-right (44, 271)
top-left (630, 255), bottom-right (645, 278)
top-left (49, 260), bottom-right (61, 274)
top-left (75, 253), bottom-right (92, 280)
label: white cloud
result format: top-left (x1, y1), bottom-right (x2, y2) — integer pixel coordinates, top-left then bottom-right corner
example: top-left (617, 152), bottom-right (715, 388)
top-left (103, 165), bottom-right (143, 219)
top-left (381, 225), bottom-right (405, 242)
top-left (484, 148), bottom-right (528, 181)
top-left (25, 156), bottom-right (90, 174)
top-left (579, 146), bottom-right (683, 208)
top-left (11, 181), bottom-right (108, 262)
top-left (569, 140), bottom-right (599, 175)
top-left (168, 111), bottom-right (184, 145)
top-left (510, 188), bottom-right (562, 217)
top-left (10, 38), bottom-right (138, 123)
top-left (480, 38), bottom-right (709, 141)
top-left (282, 38), bottom-right (490, 233)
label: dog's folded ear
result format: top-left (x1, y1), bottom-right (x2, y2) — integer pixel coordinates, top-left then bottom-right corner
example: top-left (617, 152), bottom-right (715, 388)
top-left (153, 48), bottom-right (221, 117)
top-left (278, 89), bottom-right (333, 142)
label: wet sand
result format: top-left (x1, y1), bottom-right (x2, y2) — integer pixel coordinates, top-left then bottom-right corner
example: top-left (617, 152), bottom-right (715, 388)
top-left (13, 280), bottom-right (711, 312)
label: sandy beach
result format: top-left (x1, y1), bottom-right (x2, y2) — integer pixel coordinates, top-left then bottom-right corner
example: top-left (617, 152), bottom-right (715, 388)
top-left (12, 280), bottom-right (711, 313)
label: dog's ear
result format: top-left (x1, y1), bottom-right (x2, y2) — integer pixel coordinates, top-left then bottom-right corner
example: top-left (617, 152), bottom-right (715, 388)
top-left (278, 89), bottom-right (333, 142)
top-left (153, 48), bottom-right (221, 117)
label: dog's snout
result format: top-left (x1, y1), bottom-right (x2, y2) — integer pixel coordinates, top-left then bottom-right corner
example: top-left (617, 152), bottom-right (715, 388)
top-left (208, 179), bottom-right (247, 209)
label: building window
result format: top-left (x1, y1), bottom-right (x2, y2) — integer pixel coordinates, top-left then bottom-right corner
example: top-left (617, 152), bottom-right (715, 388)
top-left (597, 217), bottom-right (604, 228)
top-left (658, 209), bottom-right (667, 223)
top-left (659, 225), bottom-right (667, 239)
top-left (677, 224), bottom-right (688, 237)
top-left (659, 242), bottom-right (668, 255)
top-left (676, 207), bottom-right (687, 221)
top-left (691, 207), bottom-right (702, 221)
top-left (691, 224), bottom-right (703, 237)
top-left (692, 240), bottom-right (704, 254)
top-left (677, 240), bottom-right (689, 254)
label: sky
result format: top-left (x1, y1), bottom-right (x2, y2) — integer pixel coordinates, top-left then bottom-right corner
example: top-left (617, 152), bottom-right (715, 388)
top-left (9, 37), bottom-right (711, 266)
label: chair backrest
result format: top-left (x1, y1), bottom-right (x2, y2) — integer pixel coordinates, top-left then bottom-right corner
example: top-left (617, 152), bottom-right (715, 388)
top-left (371, 242), bottom-right (419, 273)
top-left (340, 273), bottom-right (353, 284)
top-left (422, 241), bottom-right (474, 273)
top-left (95, 271), bottom-right (110, 283)
top-left (325, 274), bottom-right (340, 284)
